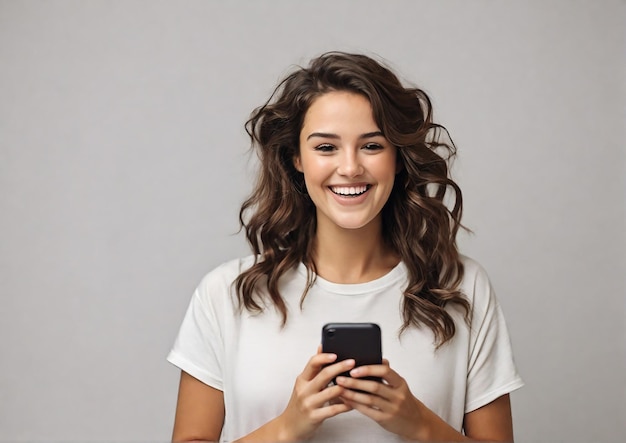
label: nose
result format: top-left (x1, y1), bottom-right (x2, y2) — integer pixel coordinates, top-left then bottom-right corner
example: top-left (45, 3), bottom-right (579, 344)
top-left (337, 149), bottom-right (363, 177)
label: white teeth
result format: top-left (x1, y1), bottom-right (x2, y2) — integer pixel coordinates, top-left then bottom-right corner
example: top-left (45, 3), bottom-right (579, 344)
top-left (331, 185), bottom-right (368, 196)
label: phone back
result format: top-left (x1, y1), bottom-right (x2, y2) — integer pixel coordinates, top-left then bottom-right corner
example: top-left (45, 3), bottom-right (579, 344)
top-left (321, 323), bottom-right (382, 374)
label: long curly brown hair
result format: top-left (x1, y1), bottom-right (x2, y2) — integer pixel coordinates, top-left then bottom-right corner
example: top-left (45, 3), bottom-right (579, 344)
top-left (235, 52), bottom-right (470, 346)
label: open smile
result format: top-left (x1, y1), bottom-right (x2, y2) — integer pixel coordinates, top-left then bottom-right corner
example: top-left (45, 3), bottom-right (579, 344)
top-left (329, 184), bottom-right (372, 197)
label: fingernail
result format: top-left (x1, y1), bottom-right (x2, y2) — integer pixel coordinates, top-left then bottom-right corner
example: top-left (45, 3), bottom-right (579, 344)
top-left (350, 367), bottom-right (361, 376)
top-left (344, 359), bottom-right (355, 367)
top-left (336, 376), bottom-right (346, 384)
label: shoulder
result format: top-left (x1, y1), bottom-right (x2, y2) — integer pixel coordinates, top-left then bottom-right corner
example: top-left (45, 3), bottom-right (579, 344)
top-left (198, 255), bottom-right (256, 287)
top-left (459, 255), bottom-right (491, 287)
top-left (457, 254), bottom-right (497, 313)
top-left (194, 255), bottom-right (257, 306)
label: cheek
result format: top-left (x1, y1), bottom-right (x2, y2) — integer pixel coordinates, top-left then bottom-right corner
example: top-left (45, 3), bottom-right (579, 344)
top-left (301, 157), bottom-right (330, 181)
top-left (369, 157), bottom-right (398, 181)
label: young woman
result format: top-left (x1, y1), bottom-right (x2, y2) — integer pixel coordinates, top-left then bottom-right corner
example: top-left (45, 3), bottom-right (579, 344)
top-left (168, 52), bottom-right (523, 442)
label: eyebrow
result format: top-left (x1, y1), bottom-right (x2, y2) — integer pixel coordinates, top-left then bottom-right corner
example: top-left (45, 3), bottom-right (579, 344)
top-left (306, 131), bottom-right (384, 141)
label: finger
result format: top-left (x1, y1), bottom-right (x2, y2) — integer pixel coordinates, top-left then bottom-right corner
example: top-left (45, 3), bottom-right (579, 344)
top-left (341, 398), bottom-right (385, 421)
top-left (310, 359), bottom-right (356, 391)
top-left (300, 352), bottom-right (338, 380)
top-left (339, 387), bottom-right (390, 413)
top-left (311, 383), bottom-right (348, 407)
top-left (382, 358), bottom-right (390, 366)
top-left (350, 364), bottom-right (403, 387)
top-left (335, 376), bottom-right (392, 399)
top-left (301, 384), bottom-right (353, 416)
top-left (310, 399), bottom-right (353, 422)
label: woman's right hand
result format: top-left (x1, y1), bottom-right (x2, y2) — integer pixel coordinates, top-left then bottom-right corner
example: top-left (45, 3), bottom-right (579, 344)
top-left (274, 351), bottom-right (356, 442)
top-left (235, 351), bottom-right (356, 442)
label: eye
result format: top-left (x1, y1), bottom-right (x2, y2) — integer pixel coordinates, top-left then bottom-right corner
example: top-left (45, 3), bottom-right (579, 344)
top-left (363, 142), bottom-right (383, 151)
top-left (313, 144), bottom-right (336, 153)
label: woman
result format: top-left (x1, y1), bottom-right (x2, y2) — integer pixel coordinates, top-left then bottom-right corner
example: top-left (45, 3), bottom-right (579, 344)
top-left (168, 52), bottom-right (523, 442)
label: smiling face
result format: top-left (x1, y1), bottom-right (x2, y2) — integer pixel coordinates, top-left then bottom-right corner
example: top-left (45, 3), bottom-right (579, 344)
top-left (294, 91), bottom-right (398, 235)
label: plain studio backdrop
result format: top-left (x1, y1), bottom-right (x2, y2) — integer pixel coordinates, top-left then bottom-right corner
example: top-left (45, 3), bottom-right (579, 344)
top-left (1, 1), bottom-right (624, 441)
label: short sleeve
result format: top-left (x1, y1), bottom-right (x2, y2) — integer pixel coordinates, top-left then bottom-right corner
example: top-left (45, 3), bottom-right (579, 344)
top-left (464, 263), bottom-right (524, 413)
top-left (167, 285), bottom-right (224, 391)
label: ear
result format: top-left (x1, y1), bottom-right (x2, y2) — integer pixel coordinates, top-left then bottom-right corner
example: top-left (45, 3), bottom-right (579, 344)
top-left (293, 155), bottom-right (303, 172)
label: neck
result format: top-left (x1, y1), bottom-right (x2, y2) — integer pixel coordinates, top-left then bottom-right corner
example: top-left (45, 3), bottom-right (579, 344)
top-left (312, 217), bottom-right (399, 284)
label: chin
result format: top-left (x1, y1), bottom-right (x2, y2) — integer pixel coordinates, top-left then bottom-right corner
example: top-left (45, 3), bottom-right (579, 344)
top-left (333, 219), bottom-right (376, 231)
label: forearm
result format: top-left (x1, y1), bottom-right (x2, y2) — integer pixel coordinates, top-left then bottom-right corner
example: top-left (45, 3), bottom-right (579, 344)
top-left (233, 416), bottom-right (293, 443)
top-left (410, 405), bottom-right (469, 442)
top-left (412, 395), bottom-right (514, 442)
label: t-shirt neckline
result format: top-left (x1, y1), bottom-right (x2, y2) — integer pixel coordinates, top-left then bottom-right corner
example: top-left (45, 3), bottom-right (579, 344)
top-left (296, 261), bottom-right (407, 295)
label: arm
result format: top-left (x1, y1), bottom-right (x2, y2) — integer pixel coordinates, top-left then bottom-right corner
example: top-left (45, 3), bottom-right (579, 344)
top-left (172, 353), bottom-right (356, 443)
top-left (463, 394), bottom-right (514, 442)
top-left (172, 371), bottom-right (225, 442)
top-left (234, 353), bottom-right (354, 442)
top-left (408, 394), bottom-right (514, 442)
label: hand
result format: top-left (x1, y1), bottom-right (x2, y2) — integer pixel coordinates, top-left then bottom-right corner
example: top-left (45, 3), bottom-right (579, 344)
top-left (335, 359), bottom-right (428, 441)
top-left (275, 351), bottom-right (356, 441)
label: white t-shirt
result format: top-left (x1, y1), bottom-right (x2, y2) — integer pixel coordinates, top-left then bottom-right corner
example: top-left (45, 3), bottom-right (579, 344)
top-left (167, 255), bottom-right (523, 442)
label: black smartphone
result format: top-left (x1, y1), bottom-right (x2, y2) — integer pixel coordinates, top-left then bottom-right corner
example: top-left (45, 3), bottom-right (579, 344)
top-left (321, 322), bottom-right (383, 384)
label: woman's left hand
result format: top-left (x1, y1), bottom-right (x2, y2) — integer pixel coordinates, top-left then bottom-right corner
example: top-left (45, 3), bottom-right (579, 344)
top-left (335, 359), bottom-right (428, 441)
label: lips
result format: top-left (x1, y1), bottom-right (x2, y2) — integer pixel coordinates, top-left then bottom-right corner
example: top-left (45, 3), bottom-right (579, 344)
top-left (329, 184), bottom-right (372, 197)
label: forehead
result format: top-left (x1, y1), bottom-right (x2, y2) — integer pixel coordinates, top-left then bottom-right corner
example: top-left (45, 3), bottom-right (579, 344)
top-left (301, 91), bottom-right (378, 133)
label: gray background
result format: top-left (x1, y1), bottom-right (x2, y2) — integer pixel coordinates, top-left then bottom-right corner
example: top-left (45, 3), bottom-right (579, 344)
top-left (1, 0), bottom-right (624, 441)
